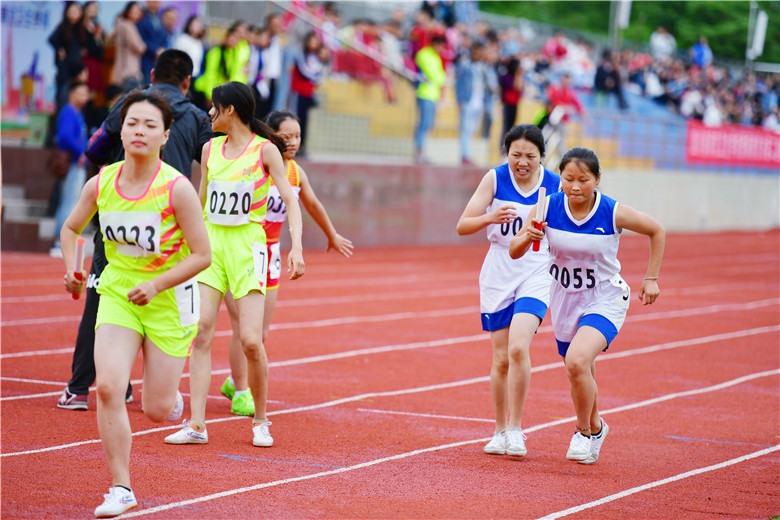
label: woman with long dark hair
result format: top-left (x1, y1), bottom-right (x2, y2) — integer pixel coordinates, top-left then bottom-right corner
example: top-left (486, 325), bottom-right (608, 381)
top-left (48, 1), bottom-right (93, 109)
top-left (219, 109), bottom-right (354, 417)
top-left (165, 82), bottom-right (304, 448)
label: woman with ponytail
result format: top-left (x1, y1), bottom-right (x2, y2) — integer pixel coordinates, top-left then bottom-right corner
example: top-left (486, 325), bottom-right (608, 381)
top-left (165, 81), bottom-right (304, 448)
top-left (219, 110), bottom-right (354, 418)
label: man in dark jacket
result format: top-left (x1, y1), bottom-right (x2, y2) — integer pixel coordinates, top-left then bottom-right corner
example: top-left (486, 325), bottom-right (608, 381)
top-left (57, 49), bottom-right (213, 410)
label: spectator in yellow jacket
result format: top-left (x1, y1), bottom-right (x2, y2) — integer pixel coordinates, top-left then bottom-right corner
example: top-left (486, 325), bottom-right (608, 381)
top-left (414, 34), bottom-right (447, 163)
top-left (193, 21), bottom-right (250, 106)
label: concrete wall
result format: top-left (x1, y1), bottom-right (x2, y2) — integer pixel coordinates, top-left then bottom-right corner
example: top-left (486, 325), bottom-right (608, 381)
top-left (2, 144), bottom-right (778, 252)
top-left (288, 161), bottom-right (780, 250)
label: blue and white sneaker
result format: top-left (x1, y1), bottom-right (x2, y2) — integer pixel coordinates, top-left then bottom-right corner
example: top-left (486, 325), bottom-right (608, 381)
top-left (164, 420), bottom-right (208, 444)
top-left (94, 486), bottom-right (137, 518)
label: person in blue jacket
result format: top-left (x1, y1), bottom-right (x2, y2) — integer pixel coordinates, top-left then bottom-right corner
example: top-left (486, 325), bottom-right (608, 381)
top-left (51, 80), bottom-right (90, 258)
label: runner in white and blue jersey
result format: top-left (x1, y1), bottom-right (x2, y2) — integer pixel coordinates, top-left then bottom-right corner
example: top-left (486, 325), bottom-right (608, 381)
top-left (457, 124), bottom-right (561, 458)
top-left (510, 146), bottom-right (665, 466)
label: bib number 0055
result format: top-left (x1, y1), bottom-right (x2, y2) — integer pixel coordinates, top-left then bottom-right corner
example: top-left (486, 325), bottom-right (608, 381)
top-left (549, 263), bottom-right (597, 291)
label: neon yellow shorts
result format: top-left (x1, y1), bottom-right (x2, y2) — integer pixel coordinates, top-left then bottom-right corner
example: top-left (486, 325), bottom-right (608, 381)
top-left (96, 266), bottom-right (199, 357)
top-left (198, 222), bottom-right (268, 299)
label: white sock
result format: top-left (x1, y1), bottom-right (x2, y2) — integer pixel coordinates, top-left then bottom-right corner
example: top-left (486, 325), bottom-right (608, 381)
top-left (234, 390), bottom-right (247, 399)
top-left (228, 376), bottom-right (235, 387)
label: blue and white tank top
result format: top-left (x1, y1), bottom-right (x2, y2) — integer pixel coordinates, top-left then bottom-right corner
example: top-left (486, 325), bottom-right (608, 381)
top-left (544, 191), bottom-right (622, 292)
top-left (485, 163), bottom-right (561, 248)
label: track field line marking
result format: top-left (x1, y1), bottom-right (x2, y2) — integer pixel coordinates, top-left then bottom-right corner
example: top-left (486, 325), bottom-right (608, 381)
top-left (0, 347), bottom-right (75, 358)
top-left (214, 306), bottom-right (479, 337)
top-left (1, 270), bottom-right (474, 289)
top-left (358, 408), bottom-right (494, 423)
top-left (0, 286), bottom-right (477, 306)
top-left (1, 294), bottom-right (776, 346)
top-left (3, 325), bottom-right (777, 455)
top-left (363, 368), bottom-right (780, 427)
top-left (1, 377), bottom-right (68, 385)
top-left (111, 369), bottom-right (778, 517)
top-left (535, 444), bottom-right (780, 520)
top-left (4, 276), bottom-right (776, 306)
top-left (2, 324), bottom-right (778, 398)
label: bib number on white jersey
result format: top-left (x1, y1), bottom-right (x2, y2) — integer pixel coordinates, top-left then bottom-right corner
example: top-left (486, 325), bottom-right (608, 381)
top-left (268, 242), bottom-right (282, 280)
top-left (252, 242), bottom-right (268, 285)
top-left (101, 211), bottom-right (161, 257)
top-left (549, 261), bottom-right (597, 291)
top-left (266, 186), bottom-right (288, 223)
top-left (207, 179), bottom-right (253, 226)
top-left (500, 216), bottom-right (523, 237)
top-left (174, 278), bottom-right (200, 327)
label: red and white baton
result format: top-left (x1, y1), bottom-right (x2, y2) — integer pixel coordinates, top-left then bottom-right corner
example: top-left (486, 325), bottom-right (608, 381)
top-left (532, 187), bottom-right (546, 252)
top-left (72, 236), bottom-right (85, 300)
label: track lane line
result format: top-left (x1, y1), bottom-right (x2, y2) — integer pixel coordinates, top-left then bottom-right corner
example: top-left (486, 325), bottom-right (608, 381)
top-left (535, 445), bottom-right (780, 520)
top-left (2, 324), bottom-right (778, 399)
top-left (108, 369), bottom-right (777, 517)
top-left (2, 329), bottom-right (777, 456)
top-left (2, 295), bottom-right (776, 353)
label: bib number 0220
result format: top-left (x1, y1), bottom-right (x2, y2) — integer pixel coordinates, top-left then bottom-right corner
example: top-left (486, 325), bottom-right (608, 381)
top-left (549, 263), bottom-right (596, 290)
top-left (209, 191), bottom-right (251, 217)
top-left (207, 179), bottom-right (253, 226)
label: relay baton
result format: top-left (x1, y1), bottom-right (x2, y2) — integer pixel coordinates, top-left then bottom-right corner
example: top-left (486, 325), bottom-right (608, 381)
top-left (72, 237), bottom-right (85, 300)
top-left (532, 187), bottom-right (546, 252)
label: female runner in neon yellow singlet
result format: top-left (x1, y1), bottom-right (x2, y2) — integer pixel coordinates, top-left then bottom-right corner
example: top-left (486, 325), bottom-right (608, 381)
top-left (164, 82), bottom-right (305, 448)
top-left (220, 110), bottom-right (354, 417)
top-left (61, 91), bottom-right (211, 518)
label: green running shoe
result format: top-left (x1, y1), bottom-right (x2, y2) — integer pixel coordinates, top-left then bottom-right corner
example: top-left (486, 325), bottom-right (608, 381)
top-left (221, 377), bottom-right (235, 400)
top-left (231, 390), bottom-right (255, 416)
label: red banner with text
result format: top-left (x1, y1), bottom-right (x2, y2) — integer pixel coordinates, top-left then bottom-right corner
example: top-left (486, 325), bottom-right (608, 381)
top-left (686, 120), bottom-right (780, 170)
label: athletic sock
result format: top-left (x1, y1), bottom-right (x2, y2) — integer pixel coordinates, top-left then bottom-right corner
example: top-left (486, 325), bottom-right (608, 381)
top-left (116, 485), bottom-right (131, 493)
top-left (234, 390), bottom-right (247, 399)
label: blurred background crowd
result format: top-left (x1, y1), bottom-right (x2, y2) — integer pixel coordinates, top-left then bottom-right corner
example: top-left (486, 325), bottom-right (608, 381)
top-left (43, 0), bottom-right (780, 154)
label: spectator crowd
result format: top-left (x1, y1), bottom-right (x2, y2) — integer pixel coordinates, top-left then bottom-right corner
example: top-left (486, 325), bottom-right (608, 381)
top-left (47, 0), bottom-right (780, 164)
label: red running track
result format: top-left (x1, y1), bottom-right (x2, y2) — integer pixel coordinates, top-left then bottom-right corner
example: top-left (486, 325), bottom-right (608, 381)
top-left (1, 230), bottom-right (779, 519)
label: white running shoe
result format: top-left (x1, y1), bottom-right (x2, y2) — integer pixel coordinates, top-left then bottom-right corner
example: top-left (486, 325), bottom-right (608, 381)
top-left (252, 421), bottom-right (274, 447)
top-left (167, 391), bottom-right (183, 422)
top-left (94, 486), bottom-right (137, 518)
top-left (506, 428), bottom-right (527, 457)
top-left (483, 431), bottom-right (507, 455)
top-left (164, 420), bottom-right (208, 444)
top-left (580, 420), bottom-right (609, 465)
top-left (566, 432), bottom-right (592, 461)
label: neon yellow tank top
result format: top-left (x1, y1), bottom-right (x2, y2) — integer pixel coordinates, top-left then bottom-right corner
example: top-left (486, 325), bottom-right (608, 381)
top-left (203, 134), bottom-right (270, 226)
top-left (97, 160), bottom-right (191, 273)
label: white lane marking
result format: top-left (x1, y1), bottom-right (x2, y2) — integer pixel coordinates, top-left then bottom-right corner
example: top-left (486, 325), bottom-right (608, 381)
top-left (115, 370), bottom-right (778, 517)
top-left (536, 445), bottom-right (780, 520)
top-left (2, 325), bottom-right (778, 398)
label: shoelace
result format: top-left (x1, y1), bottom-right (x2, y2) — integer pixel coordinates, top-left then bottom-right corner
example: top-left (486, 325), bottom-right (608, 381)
top-left (507, 429), bottom-right (527, 444)
top-left (254, 422), bottom-right (272, 436)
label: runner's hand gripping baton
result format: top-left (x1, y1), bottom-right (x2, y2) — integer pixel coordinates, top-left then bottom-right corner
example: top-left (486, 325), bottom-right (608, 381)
top-left (532, 187), bottom-right (546, 252)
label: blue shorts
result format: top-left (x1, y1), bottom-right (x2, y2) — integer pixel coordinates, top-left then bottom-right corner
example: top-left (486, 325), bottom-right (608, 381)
top-left (550, 274), bottom-right (630, 357)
